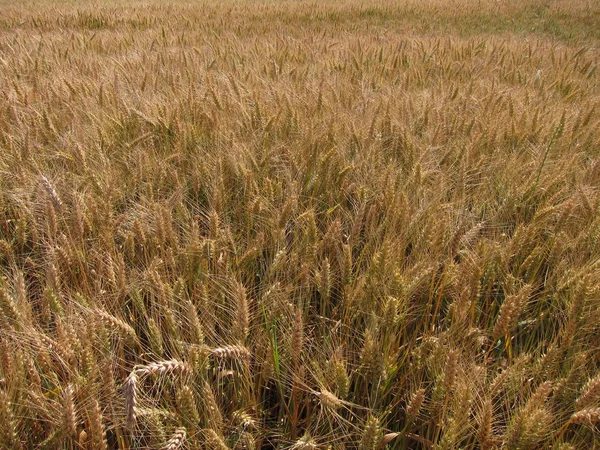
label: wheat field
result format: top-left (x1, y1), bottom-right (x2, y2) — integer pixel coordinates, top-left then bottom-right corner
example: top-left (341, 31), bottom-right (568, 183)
top-left (0, 0), bottom-right (599, 448)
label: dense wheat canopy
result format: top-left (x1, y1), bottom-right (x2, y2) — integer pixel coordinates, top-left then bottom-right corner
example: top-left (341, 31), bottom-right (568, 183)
top-left (0, 0), bottom-right (599, 448)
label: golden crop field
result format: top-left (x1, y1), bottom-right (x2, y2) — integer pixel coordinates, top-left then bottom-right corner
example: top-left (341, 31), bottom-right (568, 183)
top-left (0, 0), bottom-right (599, 448)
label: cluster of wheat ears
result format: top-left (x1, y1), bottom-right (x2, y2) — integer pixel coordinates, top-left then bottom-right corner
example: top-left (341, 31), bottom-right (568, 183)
top-left (0, 0), bottom-right (599, 448)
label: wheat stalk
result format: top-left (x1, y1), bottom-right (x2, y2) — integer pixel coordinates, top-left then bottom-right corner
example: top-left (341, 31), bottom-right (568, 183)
top-left (124, 371), bottom-right (138, 430)
top-left (211, 345), bottom-right (251, 361)
top-left (163, 427), bottom-right (186, 450)
top-left (40, 175), bottom-right (63, 210)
